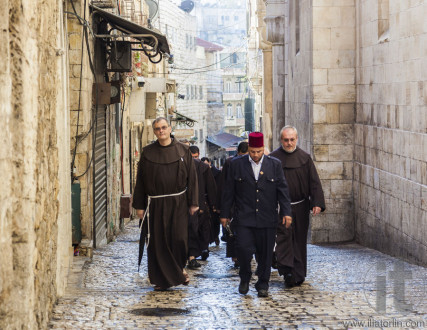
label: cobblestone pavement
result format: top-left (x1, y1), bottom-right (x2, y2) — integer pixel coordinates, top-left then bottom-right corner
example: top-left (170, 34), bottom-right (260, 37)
top-left (50, 220), bottom-right (426, 329)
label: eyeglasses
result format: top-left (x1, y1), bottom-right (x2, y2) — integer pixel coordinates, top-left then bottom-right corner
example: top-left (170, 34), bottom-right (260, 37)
top-left (154, 125), bottom-right (169, 132)
top-left (283, 138), bottom-right (296, 142)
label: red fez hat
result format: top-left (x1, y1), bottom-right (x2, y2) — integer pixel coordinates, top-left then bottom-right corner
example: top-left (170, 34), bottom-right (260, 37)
top-left (248, 132), bottom-right (264, 148)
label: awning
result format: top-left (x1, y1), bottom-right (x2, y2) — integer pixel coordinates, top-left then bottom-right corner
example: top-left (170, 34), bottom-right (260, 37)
top-left (90, 5), bottom-right (170, 55)
top-left (206, 132), bottom-right (242, 149)
top-left (171, 111), bottom-right (197, 127)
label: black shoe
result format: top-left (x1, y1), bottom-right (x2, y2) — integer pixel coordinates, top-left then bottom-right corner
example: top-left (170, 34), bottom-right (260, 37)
top-left (257, 289), bottom-right (268, 297)
top-left (214, 238), bottom-right (220, 246)
top-left (295, 279), bottom-right (304, 286)
top-left (284, 273), bottom-right (296, 288)
top-left (271, 252), bottom-right (278, 269)
top-left (187, 259), bottom-right (201, 269)
top-left (201, 250), bottom-right (209, 261)
top-left (233, 260), bottom-right (240, 269)
top-left (238, 281), bottom-right (249, 295)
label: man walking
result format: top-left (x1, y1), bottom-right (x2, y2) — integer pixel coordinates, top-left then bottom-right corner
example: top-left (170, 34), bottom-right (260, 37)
top-left (133, 117), bottom-right (199, 290)
top-left (270, 125), bottom-right (325, 287)
top-left (220, 141), bottom-right (248, 268)
top-left (187, 146), bottom-right (217, 267)
top-left (201, 157), bottom-right (222, 247)
top-left (220, 132), bottom-right (292, 297)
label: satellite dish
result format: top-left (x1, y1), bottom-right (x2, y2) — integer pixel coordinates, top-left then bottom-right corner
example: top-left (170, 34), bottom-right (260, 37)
top-left (179, 0), bottom-right (194, 13)
top-left (145, 0), bottom-right (159, 20)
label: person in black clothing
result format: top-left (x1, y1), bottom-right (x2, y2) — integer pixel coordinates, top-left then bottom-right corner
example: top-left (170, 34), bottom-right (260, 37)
top-left (201, 157), bottom-right (222, 246)
top-left (187, 146), bottom-right (217, 268)
top-left (221, 132), bottom-right (292, 297)
top-left (220, 141), bottom-right (248, 268)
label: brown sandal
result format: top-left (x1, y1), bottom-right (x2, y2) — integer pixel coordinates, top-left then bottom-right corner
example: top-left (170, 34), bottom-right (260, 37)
top-left (154, 286), bottom-right (167, 291)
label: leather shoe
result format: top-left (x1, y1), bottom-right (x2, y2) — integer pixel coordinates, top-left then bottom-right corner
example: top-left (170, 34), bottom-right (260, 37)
top-left (238, 281), bottom-right (249, 295)
top-left (257, 289), bottom-right (268, 297)
top-left (201, 250), bottom-right (209, 261)
top-left (187, 259), bottom-right (201, 269)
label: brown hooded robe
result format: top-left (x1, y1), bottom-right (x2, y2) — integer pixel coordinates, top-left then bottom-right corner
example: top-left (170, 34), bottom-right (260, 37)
top-left (270, 146), bottom-right (325, 283)
top-left (133, 139), bottom-right (198, 288)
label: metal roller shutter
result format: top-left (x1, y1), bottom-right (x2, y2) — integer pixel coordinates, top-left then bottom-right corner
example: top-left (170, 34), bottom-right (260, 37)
top-left (93, 106), bottom-right (107, 248)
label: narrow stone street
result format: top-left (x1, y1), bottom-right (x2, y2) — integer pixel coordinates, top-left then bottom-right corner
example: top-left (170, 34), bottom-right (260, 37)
top-left (49, 220), bottom-right (426, 329)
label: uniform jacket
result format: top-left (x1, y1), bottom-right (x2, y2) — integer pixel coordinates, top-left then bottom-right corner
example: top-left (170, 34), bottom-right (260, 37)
top-left (220, 154), bottom-right (292, 228)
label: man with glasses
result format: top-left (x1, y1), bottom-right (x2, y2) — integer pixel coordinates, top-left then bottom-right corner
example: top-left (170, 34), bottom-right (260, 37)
top-left (270, 125), bottom-right (325, 288)
top-left (133, 117), bottom-right (199, 291)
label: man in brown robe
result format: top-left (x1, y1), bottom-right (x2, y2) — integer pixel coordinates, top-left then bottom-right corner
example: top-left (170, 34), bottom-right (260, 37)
top-left (133, 117), bottom-right (199, 290)
top-left (270, 125), bottom-right (325, 287)
top-left (187, 146), bottom-right (217, 267)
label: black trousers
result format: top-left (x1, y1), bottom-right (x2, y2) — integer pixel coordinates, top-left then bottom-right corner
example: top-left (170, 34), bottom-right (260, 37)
top-left (188, 211), bottom-right (211, 257)
top-left (235, 226), bottom-right (276, 290)
top-left (209, 211), bottom-right (221, 243)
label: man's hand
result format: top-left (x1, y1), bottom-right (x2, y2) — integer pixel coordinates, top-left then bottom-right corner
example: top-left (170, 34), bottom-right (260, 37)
top-left (220, 218), bottom-right (230, 227)
top-left (282, 216), bottom-right (292, 228)
top-left (189, 205), bottom-right (199, 215)
top-left (136, 209), bottom-right (145, 219)
top-left (312, 206), bottom-right (321, 216)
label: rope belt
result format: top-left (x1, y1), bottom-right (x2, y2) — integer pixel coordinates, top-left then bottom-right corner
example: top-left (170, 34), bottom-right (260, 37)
top-left (291, 199), bottom-right (305, 205)
top-left (139, 188), bottom-right (187, 247)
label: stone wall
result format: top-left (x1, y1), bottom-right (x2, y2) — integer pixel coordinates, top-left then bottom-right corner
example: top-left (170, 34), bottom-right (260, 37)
top-left (283, 0), bottom-right (356, 243)
top-left (354, 0), bottom-right (427, 265)
top-left (310, 0), bottom-right (356, 243)
top-left (67, 0), bottom-right (95, 241)
top-left (0, 0), bottom-right (72, 329)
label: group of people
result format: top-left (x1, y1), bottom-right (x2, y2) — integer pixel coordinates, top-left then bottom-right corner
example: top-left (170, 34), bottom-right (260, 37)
top-left (132, 117), bottom-right (325, 297)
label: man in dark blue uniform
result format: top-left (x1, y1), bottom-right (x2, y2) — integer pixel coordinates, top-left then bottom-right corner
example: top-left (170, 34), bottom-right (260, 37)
top-left (220, 132), bottom-right (292, 297)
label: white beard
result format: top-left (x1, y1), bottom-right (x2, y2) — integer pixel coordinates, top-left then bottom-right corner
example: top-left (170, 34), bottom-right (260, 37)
top-left (282, 145), bottom-right (297, 153)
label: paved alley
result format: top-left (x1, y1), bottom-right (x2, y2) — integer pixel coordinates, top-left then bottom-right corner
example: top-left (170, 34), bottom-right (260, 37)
top-left (49, 220), bottom-right (426, 329)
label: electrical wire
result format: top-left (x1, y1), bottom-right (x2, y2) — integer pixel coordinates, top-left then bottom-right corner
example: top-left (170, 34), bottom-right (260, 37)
top-left (70, 0), bottom-right (86, 181)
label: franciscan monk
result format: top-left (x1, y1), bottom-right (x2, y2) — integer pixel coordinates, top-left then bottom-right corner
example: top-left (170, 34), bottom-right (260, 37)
top-left (133, 117), bottom-right (199, 291)
top-left (270, 125), bottom-right (325, 287)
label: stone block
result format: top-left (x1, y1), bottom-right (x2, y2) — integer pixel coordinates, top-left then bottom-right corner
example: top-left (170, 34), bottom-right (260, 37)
top-left (331, 28), bottom-right (355, 50)
top-left (313, 124), bottom-right (354, 144)
top-left (340, 6), bottom-right (355, 27)
top-left (68, 33), bottom-right (82, 51)
top-left (339, 103), bottom-right (355, 123)
top-left (313, 50), bottom-right (338, 69)
top-left (313, 85), bottom-right (356, 103)
top-left (313, 145), bottom-right (329, 161)
top-left (329, 144), bottom-right (353, 161)
top-left (316, 161), bottom-right (344, 179)
top-left (328, 68), bottom-right (355, 85)
top-left (330, 180), bottom-right (353, 198)
top-left (326, 103), bottom-right (340, 123)
top-left (313, 104), bottom-right (327, 124)
top-left (313, 69), bottom-right (328, 85)
top-left (313, 28), bottom-right (331, 50)
top-left (313, 7), bottom-right (341, 28)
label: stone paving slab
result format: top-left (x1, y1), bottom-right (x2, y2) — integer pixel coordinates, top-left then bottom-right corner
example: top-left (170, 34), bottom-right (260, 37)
top-left (49, 220), bottom-right (427, 329)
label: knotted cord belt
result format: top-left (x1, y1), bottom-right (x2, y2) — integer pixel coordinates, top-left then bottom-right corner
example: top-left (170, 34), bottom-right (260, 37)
top-left (291, 198), bottom-right (305, 205)
top-left (139, 188), bottom-right (187, 247)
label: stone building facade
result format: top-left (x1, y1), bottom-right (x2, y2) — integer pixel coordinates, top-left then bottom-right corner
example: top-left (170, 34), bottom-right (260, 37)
top-left (0, 0), bottom-right (72, 328)
top-left (255, 0), bottom-right (426, 265)
top-left (1, 0), bottom-right (171, 328)
top-left (157, 0), bottom-right (209, 155)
